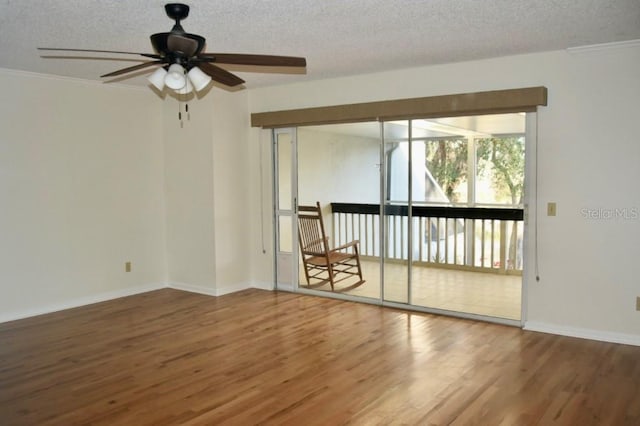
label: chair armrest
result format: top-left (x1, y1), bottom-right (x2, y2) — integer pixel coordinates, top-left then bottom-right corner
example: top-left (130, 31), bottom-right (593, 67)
top-left (332, 240), bottom-right (360, 251)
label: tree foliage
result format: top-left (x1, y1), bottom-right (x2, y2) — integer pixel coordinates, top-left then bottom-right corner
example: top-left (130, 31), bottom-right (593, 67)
top-left (476, 137), bottom-right (525, 205)
top-left (423, 136), bottom-right (525, 269)
top-left (423, 136), bottom-right (525, 206)
top-left (476, 136), bottom-right (526, 269)
top-left (425, 139), bottom-right (467, 202)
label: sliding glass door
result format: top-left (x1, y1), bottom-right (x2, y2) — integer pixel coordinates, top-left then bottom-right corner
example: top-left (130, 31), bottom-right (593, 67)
top-left (273, 112), bottom-right (530, 323)
top-left (380, 115), bottom-right (527, 321)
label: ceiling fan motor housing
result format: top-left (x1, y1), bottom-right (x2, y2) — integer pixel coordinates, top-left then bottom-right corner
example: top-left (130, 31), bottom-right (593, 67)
top-left (150, 3), bottom-right (206, 63)
top-left (165, 3), bottom-right (190, 24)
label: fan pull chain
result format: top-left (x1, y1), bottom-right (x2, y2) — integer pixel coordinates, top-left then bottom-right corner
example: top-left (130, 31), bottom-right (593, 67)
top-left (176, 68), bottom-right (189, 127)
top-left (182, 68), bottom-right (190, 124)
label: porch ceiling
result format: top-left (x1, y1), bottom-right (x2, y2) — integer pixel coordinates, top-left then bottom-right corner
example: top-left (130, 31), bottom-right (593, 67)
top-left (307, 113), bottom-right (526, 140)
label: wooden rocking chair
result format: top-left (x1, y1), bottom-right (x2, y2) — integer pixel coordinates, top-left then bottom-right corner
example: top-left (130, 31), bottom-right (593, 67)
top-left (298, 202), bottom-right (364, 290)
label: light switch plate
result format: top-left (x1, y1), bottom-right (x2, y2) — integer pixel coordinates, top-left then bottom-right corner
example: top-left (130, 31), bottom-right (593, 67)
top-left (547, 202), bottom-right (557, 216)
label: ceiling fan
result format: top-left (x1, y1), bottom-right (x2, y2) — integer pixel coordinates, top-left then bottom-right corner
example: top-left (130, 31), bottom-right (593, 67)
top-left (38, 3), bottom-right (306, 94)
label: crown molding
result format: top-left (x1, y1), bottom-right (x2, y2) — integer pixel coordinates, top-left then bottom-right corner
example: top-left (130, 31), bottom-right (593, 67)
top-left (566, 39), bottom-right (640, 54)
top-left (0, 67), bottom-right (149, 92)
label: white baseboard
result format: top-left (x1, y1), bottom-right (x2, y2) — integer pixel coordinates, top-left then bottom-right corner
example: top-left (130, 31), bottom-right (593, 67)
top-left (273, 283), bottom-right (294, 292)
top-left (0, 282), bottom-right (165, 324)
top-left (167, 281), bottom-right (273, 296)
top-left (1, 281), bottom-right (280, 323)
top-left (215, 281), bottom-right (252, 296)
top-left (167, 281), bottom-right (218, 297)
top-left (251, 281), bottom-right (275, 291)
top-left (524, 321), bottom-right (640, 347)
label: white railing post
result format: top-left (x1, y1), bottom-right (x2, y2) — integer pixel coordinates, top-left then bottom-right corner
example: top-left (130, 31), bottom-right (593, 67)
top-left (499, 220), bottom-right (508, 273)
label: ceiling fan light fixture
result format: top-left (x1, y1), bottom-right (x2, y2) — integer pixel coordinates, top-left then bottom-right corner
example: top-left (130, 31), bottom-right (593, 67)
top-left (164, 63), bottom-right (186, 90)
top-left (37, 4), bottom-right (307, 95)
top-left (148, 67), bottom-right (168, 90)
top-left (187, 66), bottom-right (212, 92)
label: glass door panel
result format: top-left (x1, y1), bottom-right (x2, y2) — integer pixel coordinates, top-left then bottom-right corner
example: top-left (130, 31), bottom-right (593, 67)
top-left (296, 123), bottom-right (381, 301)
top-left (406, 115), bottom-right (525, 321)
top-left (382, 121), bottom-right (410, 304)
top-left (273, 128), bottom-right (297, 290)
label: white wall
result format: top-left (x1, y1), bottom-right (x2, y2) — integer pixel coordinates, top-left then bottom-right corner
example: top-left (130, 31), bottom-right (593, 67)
top-left (0, 68), bottom-right (253, 320)
top-left (387, 142), bottom-right (429, 203)
top-left (163, 94), bottom-right (217, 293)
top-left (248, 43), bottom-right (640, 344)
top-left (0, 69), bottom-right (166, 321)
top-left (297, 127), bottom-right (380, 206)
top-left (248, 127), bottom-right (274, 289)
top-left (163, 88), bottom-right (251, 295)
top-left (211, 91), bottom-right (251, 294)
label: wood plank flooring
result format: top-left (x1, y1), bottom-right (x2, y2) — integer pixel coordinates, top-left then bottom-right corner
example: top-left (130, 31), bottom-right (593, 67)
top-left (1, 289), bottom-right (639, 425)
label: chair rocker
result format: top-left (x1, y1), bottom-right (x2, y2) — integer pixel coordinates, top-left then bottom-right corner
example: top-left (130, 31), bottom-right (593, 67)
top-left (298, 202), bottom-right (364, 291)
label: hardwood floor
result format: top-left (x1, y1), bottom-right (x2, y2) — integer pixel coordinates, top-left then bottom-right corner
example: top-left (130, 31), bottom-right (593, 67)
top-left (1, 289), bottom-right (639, 425)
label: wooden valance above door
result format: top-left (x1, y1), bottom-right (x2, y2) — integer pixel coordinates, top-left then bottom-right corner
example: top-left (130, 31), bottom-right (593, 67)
top-left (251, 86), bottom-right (547, 128)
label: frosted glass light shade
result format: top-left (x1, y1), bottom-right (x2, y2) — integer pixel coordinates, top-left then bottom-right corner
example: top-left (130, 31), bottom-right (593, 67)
top-left (165, 64), bottom-right (186, 90)
top-left (147, 67), bottom-right (167, 90)
top-left (187, 66), bottom-right (212, 92)
top-left (175, 78), bottom-right (193, 95)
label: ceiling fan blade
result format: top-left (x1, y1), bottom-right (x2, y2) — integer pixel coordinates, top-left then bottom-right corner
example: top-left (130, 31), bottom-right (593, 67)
top-left (38, 47), bottom-right (160, 59)
top-left (167, 34), bottom-right (199, 57)
top-left (100, 61), bottom-right (164, 78)
top-left (199, 53), bottom-right (306, 67)
top-left (198, 62), bottom-right (245, 87)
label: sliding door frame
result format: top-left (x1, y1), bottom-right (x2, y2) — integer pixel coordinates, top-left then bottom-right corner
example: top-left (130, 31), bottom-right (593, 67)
top-left (272, 128), bottom-right (299, 292)
top-left (263, 87), bottom-right (545, 327)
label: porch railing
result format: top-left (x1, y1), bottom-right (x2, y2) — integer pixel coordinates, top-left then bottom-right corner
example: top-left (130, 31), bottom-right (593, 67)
top-left (331, 203), bottom-right (524, 274)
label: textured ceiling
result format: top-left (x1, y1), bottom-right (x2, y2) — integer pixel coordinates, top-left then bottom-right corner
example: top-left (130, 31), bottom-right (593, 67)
top-left (1, 0), bottom-right (639, 89)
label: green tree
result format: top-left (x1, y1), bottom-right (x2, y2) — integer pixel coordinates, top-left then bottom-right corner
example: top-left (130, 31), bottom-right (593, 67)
top-left (477, 137), bottom-right (525, 269)
top-left (425, 139), bottom-right (467, 202)
top-left (476, 137), bottom-right (525, 205)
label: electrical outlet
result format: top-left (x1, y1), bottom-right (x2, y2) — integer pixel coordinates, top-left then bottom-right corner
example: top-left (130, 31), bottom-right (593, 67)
top-left (547, 202), bottom-right (557, 216)
top-left (125, 261), bottom-right (132, 272)
top-left (636, 296), bottom-right (640, 311)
